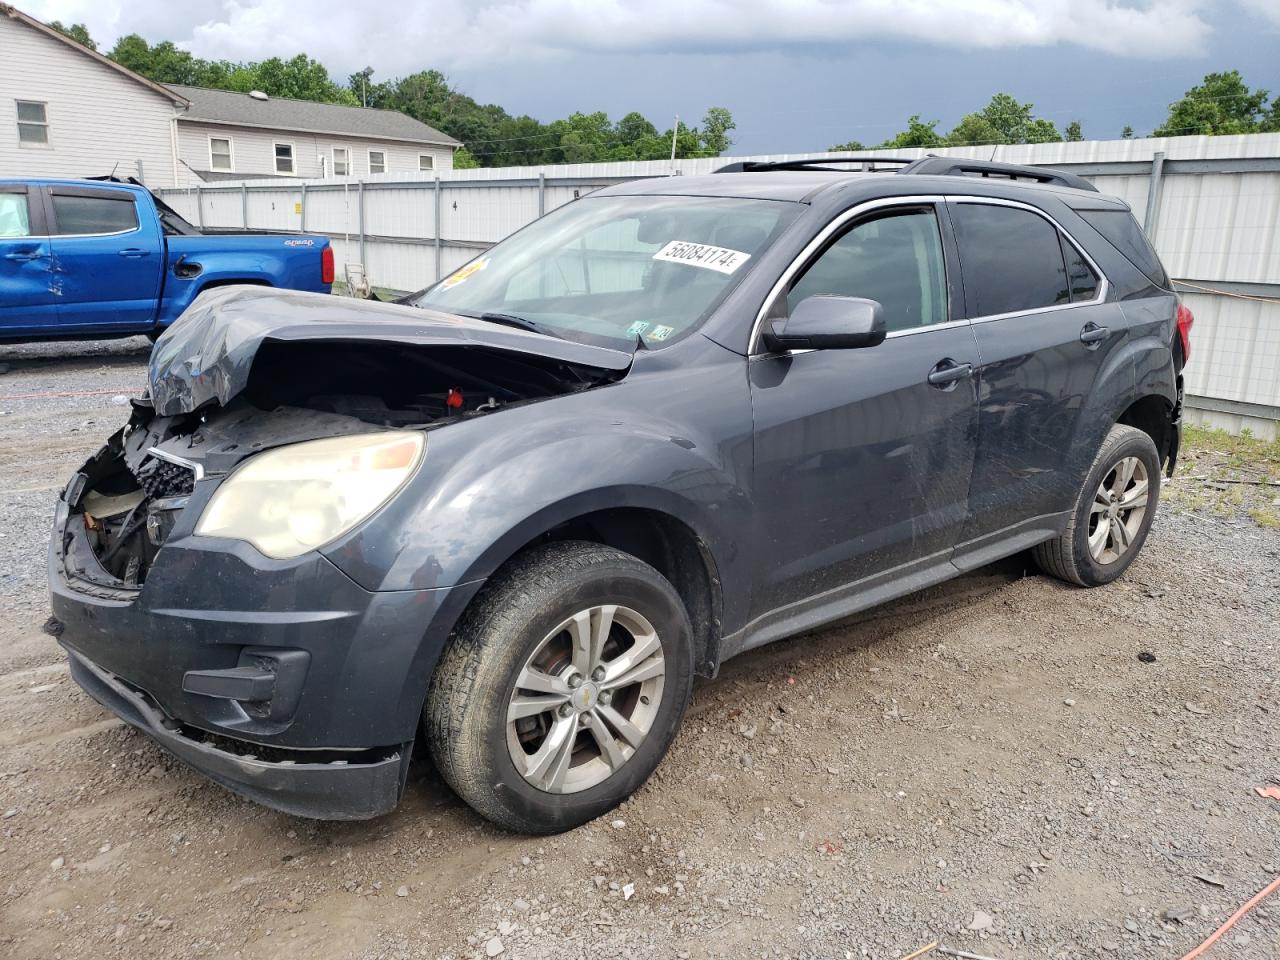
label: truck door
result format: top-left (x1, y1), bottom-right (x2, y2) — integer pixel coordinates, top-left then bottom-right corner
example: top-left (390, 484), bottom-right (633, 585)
top-left (46, 185), bottom-right (163, 331)
top-left (0, 185), bottom-right (54, 336)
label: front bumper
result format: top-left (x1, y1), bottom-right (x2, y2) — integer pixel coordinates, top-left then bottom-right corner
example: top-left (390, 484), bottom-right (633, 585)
top-left (65, 646), bottom-right (408, 819)
top-left (50, 491), bottom-right (482, 819)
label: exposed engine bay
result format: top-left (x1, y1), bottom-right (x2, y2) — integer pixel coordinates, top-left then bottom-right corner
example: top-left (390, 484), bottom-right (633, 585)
top-left (59, 339), bottom-right (625, 594)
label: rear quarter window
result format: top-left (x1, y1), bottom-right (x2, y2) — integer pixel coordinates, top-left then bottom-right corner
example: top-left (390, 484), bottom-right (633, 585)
top-left (1076, 208), bottom-right (1170, 289)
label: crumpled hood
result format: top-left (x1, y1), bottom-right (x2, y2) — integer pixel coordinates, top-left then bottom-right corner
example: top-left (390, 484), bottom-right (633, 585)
top-left (147, 286), bottom-right (634, 416)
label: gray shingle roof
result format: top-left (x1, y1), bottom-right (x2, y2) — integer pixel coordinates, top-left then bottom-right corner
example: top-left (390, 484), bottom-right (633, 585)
top-left (168, 85), bottom-right (460, 147)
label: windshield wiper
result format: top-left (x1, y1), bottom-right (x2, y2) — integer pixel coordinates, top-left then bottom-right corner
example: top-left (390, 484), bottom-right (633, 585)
top-left (475, 312), bottom-right (561, 339)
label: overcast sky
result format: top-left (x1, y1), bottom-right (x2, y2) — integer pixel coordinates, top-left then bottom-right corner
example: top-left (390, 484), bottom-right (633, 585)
top-left (22, 0), bottom-right (1280, 153)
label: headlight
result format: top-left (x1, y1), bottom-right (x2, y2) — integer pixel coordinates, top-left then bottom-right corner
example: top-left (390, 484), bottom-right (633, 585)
top-left (195, 432), bottom-right (424, 559)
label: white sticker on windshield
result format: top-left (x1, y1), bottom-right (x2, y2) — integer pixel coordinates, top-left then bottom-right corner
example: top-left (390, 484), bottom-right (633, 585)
top-left (652, 240), bottom-right (751, 275)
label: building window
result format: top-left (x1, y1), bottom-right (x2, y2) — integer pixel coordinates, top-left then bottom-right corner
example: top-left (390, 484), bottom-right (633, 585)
top-left (419, 154), bottom-right (434, 171)
top-left (16, 100), bottom-right (48, 146)
top-left (332, 146), bottom-right (350, 176)
top-left (209, 136), bottom-right (234, 172)
top-left (274, 142), bottom-right (295, 175)
top-left (368, 150), bottom-right (386, 174)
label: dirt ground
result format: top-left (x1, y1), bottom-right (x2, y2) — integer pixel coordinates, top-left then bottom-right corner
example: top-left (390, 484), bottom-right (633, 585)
top-left (1, 341), bottom-right (1278, 960)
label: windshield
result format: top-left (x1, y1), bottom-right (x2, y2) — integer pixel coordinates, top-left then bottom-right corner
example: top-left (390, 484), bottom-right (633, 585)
top-left (411, 194), bottom-right (795, 349)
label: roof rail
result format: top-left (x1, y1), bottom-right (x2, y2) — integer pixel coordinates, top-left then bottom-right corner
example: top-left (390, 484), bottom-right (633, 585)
top-left (897, 155), bottom-right (1098, 192)
top-left (714, 156), bottom-right (914, 174)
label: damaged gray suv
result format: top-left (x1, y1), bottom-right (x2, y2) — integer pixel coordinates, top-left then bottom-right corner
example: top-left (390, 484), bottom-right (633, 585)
top-left (50, 156), bottom-right (1190, 833)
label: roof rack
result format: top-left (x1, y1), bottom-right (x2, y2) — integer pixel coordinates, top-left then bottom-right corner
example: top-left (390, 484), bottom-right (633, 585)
top-left (897, 156), bottom-right (1098, 192)
top-left (713, 156), bottom-right (914, 173)
top-left (713, 153), bottom-right (1098, 193)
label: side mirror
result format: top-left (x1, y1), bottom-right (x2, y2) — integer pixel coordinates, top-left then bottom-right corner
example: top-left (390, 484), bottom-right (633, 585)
top-left (763, 295), bottom-right (886, 351)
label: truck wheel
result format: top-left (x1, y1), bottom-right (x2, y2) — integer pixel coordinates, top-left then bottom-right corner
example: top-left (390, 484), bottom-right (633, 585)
top-left (1032, 424), bottom-right (1161, 587)
top-left (425, 542), bottom-right (694, 834)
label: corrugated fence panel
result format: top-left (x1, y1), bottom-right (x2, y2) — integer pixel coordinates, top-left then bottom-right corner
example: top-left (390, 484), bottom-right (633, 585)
top-left (246, 189), bottom-right (303, 232)
top-left (362, 239), bottom-right (434, 293)
top-left (441, 185), bottom-right (539, 244)
top-left (1181, 292), bottom-right (1280, 407)
top-left (364, 184), bottom-right (437, 241)
top-left (1153, 172), bottom-right (1280, 283)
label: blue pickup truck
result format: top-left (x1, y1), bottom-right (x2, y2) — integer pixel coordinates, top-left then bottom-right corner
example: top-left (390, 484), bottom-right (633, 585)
top-left (0, 177), bottom-right (333, 341)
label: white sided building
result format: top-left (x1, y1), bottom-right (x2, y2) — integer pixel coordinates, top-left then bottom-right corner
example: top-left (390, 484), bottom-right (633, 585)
top-left (0, 5), bottom-right (459, 188)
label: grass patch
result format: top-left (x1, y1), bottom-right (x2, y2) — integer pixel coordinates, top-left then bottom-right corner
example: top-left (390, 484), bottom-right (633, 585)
top-left (1165, 425), bottom-right (1280, 529)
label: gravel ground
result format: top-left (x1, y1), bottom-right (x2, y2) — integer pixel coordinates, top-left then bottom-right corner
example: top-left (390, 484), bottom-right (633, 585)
top-left (1, 340), bottom-right (1278, 960)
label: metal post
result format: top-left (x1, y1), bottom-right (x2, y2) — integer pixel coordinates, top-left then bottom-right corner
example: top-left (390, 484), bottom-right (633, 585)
top-left (195, 183), bottom-right (205, 230)
top-left (299, 183), bottom-right (306, 232)
top-left (538, 172), bottom-right (546, 217)
top-left (433, 176), bottom-right (442, 282)
top-left (1143, 151), bottom-right (1165, 238)
top-left (240, 182), bottom-right (248, 229)
top-left (358, 179), bottom-right (367, 271)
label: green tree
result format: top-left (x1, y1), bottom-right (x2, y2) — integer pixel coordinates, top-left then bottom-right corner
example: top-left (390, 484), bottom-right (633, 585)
top-left (1263, 99), bottom-right (1280, 133)
top-left (1121, 125), bottom-right (1135, 138)
top-left (452, 147), bottom-right (480, 169)
top-left (1064, 120), bottom-right (1083, 142)
top-left (229, 55), bottom-right (356, 104)
top-left (944, 113), bottom-right (1001, 147)
top-left (49, 21), bottom-right (96, 50)
top-left (877, 114), bottom-right (942, 149)
top-left (1153, 70), bottom-right (1270, 136)
top-left (699, 107), bottom-right (735, 155)
top-left (829, 139), bottom-right (867, 152)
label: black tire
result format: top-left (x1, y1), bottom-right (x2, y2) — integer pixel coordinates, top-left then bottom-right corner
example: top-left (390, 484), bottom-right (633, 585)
top-left (425, 541), bottom-right (694, 834)
top-left (1032, 424), bottom-right (1161, 587)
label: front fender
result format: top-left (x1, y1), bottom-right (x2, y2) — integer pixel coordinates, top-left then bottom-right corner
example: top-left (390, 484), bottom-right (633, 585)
top-left (321, 341), bottom-right (754, 610)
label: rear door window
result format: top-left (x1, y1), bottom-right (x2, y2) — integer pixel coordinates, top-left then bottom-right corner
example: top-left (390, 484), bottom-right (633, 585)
top-left (787, 208), bottom-right (948, 332)
top-left (51, 193), bottom-right (138, 235)
top-left (0, 192), bottom-right (32, 237)
top-left (951, 203), bottom-right (1069, 316)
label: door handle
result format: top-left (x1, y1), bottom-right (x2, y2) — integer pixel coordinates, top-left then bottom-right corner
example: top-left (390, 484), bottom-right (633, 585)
top-left (118, 248), bottom-right (150, 258)
top-left (3, 250), bottom-right (44, 261)
top-left (927, 358), bottom-right (973, 388)
top-left (1079, 322), bottom-right (1110, 346)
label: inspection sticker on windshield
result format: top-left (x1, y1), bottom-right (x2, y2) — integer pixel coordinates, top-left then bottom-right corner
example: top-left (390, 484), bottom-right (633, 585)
top-left (439, 257), bottom-right (489, 290)
top-left (652, 240), bottom-right (751, 275)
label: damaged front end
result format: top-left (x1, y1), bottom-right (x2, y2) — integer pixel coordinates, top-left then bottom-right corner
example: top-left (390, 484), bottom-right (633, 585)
top-left (58, 287), bottom-right (631, 594)
top-left (58, 402), bottom-right (201, 595)
top-left (50, 286), bottom-right (632, 818)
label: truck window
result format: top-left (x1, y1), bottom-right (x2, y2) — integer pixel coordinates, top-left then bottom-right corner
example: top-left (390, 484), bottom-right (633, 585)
top-left (0, 193), bottom-right (32, 237)
top-left (51, 194), bottom-right (139, 236)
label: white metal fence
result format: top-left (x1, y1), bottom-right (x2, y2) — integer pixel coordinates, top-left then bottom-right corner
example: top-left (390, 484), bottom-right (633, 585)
top-left (156, 134), bottom-right (1280, 438)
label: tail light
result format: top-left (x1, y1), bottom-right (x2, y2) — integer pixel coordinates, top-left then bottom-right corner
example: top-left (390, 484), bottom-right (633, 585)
top-left (321, 245), bottom-right (335, 286)
top-left (1175, 301), bottom-right (1194, 365)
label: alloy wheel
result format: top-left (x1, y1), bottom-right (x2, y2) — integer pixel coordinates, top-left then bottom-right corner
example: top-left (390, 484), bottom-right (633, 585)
top-left (1087, 455), bottom-right (1149, 565)
top-left (505, 604), bottom-right (666, 794)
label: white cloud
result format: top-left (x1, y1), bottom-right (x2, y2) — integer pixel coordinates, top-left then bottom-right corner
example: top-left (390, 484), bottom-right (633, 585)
top-left (1237, 0), bottom-right (1280, 28)
top-left (22, 0), bottom-right (1219, 76)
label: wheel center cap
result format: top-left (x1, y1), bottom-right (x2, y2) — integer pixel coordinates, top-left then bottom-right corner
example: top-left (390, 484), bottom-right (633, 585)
top-left (574, 682), bottom-right (599, 713)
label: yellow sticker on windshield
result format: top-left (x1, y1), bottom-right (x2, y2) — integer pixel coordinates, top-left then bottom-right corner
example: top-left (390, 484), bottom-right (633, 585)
top-left (653, 240), bottom-right (751, 275)
top-left (440, 257), bottom-right (489, 290)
